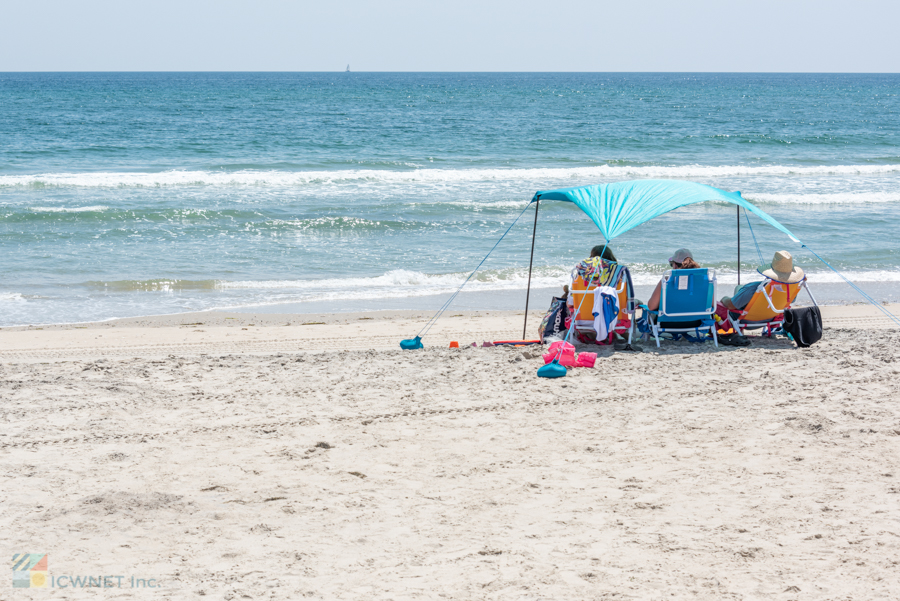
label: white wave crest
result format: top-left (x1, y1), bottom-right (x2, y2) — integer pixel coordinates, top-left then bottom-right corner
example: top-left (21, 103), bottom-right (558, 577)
top-left (217, 267), bottom-right (571, 295)
top-left (28, 205), bottom-right (109, 213)
top-left (212, 266), bottom-right (900, 305)
top-left (0, 293), bottom-right (27, 303)
top-left (745, 192), bottom-right (900, 205)
top-left (440, 199), bottom-right (532, 209)
top-left (3, 163), bottom-right (900, 190)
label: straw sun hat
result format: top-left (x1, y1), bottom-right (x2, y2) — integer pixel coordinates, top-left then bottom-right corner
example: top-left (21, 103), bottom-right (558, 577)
top-left (758, 250), bottom-right (804, 284)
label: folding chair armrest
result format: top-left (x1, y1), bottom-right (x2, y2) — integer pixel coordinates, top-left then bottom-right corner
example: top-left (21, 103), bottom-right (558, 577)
top-left (761, 286), bottom-right (781, 313)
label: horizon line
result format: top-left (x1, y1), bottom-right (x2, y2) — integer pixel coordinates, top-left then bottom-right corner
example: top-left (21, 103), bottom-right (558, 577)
top-left (2, 70), bottom-right (899, 75)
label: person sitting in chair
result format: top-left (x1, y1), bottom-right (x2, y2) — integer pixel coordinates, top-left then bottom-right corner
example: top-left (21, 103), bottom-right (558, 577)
top-left (564, 244), bottom-right (640, 351)
top-left (637, 248), bottom-right (723, 346)
top-left (567, 244), bottom-right (618, 294)
top-left (646, 248), bottom-right (700, 311)
top-left (591, 244), bottom-right (617, 263)
top-left (720, 250), bottom-right (805, 312)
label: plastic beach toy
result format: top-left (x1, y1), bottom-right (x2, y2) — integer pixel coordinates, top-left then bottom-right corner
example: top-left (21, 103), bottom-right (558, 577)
top-left (576, 352), bottom-right (597, 368)
top-left (543, 341), bottom-right (577, 366)
top-left (400, 336), bottom-right (423, 350)
top-left (537, 359), bottom-right (567, 378)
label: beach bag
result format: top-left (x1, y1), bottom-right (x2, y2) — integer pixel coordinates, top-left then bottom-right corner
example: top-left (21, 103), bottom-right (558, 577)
top-left (636, 310), bottom-right (652, 335)
top-left (538, 296), bottom-right (569, 341)
top-left (782, 306), bottom-right (823, 347)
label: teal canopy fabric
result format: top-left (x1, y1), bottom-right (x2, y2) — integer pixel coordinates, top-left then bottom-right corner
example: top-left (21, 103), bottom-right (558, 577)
top-left (532, 179), bottom-right (800, 243)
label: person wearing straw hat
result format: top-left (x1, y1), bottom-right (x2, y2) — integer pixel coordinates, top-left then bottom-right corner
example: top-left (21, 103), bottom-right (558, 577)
top-left (721, 250), bottom-right (805, 311)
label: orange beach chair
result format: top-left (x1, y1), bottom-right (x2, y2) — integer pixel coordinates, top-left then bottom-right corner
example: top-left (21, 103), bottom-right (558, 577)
top-left (728, 276), bottom-right (817, 336)
top-left (568, 264), bottom-right (635, 343)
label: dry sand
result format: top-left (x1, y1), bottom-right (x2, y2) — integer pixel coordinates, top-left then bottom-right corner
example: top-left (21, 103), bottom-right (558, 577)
top-left (2, 306), bottom-right (900, 599)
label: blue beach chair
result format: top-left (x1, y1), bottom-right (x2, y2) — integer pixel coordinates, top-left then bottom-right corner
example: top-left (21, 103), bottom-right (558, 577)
top-left (640, 268), bottom-right (718, 348)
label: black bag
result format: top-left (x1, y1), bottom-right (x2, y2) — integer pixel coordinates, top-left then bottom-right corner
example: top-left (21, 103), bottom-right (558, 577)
top-left (538, 296), bottom-right (569, 341)
top-left (782, 306), bottom-right (823, 347)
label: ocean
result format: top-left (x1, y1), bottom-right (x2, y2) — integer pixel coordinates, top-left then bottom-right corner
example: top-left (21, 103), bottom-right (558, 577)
top-left (1, 72), bottom-right (898, 326)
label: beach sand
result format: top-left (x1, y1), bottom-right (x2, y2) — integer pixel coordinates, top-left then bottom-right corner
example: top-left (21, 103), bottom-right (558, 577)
top-left (2, 306), bottom-right (899, 599)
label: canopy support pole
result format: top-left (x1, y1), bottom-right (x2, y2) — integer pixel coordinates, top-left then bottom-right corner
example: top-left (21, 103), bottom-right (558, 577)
top-left (523, 200), bottom-right (540, 339)
top-left (737, 205), bottom-right (741, 286)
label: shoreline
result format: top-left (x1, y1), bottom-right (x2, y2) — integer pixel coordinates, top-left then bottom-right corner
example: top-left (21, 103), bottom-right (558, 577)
top-left (0, 298), bottom-right (900, 332)
top-left (2, 302), bottom-right (897, 332)
top-left (0, 305), bottom-right (897, 363)
top-left (4, 278), bottom-right (900, 330)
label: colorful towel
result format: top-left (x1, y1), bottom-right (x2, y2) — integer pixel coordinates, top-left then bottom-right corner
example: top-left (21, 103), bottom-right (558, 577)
top-left (573, 257), bottom-right (616, 286)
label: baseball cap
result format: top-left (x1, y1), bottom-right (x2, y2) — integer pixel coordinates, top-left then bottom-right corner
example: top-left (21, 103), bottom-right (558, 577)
top-left (668, 248), bottom-right (693, 264)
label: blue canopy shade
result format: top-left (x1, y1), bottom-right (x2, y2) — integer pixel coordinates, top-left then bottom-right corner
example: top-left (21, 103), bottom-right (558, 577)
top-left (532, 179), bottom-right (800, 243)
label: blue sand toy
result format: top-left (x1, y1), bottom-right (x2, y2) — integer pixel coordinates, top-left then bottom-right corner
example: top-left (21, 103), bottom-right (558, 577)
top-left (537, 359), bottom-right (567, 378)
top-left (400, 336), bottom-right (424, 350)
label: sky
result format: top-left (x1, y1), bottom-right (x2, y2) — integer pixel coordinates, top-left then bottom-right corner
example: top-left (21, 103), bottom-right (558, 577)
top-left (2, 0), bottom-right (899, 72)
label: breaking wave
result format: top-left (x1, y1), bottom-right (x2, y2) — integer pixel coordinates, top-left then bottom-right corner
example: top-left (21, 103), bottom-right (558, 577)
top-left (80, 266), bottom-right (900, 300)
top-left (744, 192), bottom-right (900, 205)
top-left (4, 163), bottom-right (900, 190)
top-left (28, 205), bottom-right (109, 213)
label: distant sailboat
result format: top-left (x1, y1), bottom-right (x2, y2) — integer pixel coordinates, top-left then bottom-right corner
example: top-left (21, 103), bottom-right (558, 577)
top-left (345, 64), bottom-right (350, 72)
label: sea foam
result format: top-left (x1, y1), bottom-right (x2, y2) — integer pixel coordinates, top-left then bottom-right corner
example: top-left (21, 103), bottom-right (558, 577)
top-left (3, 164), bottom-right (900, 190)
top-left (28, 205), bottom-right (109, 213)
top-left (128, 267), bottom-right (900, 302)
